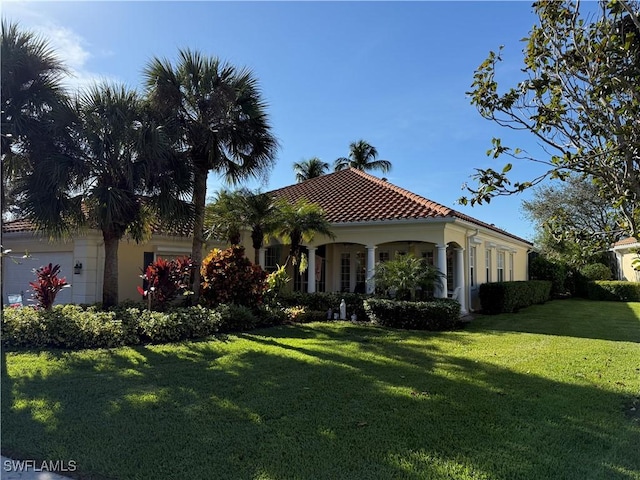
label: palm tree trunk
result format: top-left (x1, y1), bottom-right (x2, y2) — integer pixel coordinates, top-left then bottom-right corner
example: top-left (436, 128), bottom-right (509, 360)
top-left (102, 231), bottom-right (119, 308)
top-left (190, 168), bottom-right (208, 302)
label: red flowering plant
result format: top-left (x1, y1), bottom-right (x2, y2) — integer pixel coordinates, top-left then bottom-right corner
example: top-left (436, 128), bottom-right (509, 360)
top-left (138, 256), bottom-right (194, 310)
top-left (29, 263), bottom-right (70, 310)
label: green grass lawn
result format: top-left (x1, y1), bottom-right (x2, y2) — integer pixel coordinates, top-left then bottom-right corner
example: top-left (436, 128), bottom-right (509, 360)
top-left (2, 299), bottom-right (639, 479)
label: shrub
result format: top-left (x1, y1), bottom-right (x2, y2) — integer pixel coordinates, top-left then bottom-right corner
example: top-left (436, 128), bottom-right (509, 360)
top-left (585, 281), bottom-right (640, 301)
top-left (373, 254), bottom-right (444, 300)
top-left (283, 306), bottom-right (328, 323)
top-left (276, 292), bottom-right (370, 321)
top-left (29, 263), bottom-right (70, 309)
top-left (363, 298), bottom-right (461, 330)
top-left (138, 256), bottom-right (193, 310)
top-left (1, 304), bottom-right (223, 350)
top-left (580, 263), bottom-right (613, 281)
top-left (529, 256), bottom-right (567, 295)
top-left (200, 246), bottom-right (267, 308)
top-left (479, 280), bottom-right (552, 314)
top-left (216, 304), bottom-right (258, 332)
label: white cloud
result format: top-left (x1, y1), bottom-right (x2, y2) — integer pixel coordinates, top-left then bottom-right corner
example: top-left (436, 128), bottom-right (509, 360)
top-left (3, 3), bottom-right (119, 93)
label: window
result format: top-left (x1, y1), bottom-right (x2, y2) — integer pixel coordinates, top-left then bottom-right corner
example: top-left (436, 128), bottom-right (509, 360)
top-left (485, 249), bottom-right (492, 282)
top-left (497, 251), bottom-right (505, 282)
top-left (446, 252), bottom-right (454, 291)
top-left (509, 253), bottom-right (514, 281)
top-left (355, 251), bottom-right (367, 291)
top-left (469, 246), bottom-right (476, 287)
top-left (422, 251), bottom-right (434, 266)
top-left (378, 251), bottom-right (390, 263)
top-left (341, 253), bottom-right (351, 292)
top-left (265, 246), bottom-right (281, 273)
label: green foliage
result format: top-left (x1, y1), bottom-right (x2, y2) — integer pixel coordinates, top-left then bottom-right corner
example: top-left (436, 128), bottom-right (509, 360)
top-left (200, 246), bottom-right (267, 308)
top-left (293, 157), bottom-right (329, 183)
top-left (28, 263), bottom-right (70, 309)
top-left (479, 281), bottom-right (552, 314)
top-left (138, 256), bottom-right (193, 310)
top-left (1, 303), bottom-right (261, 350)
top-left (276, 292), bottom-right (370, 321)
top-left (579, 263), bottom-right (613, 281)
top-left (529, 255), bottom-right (567, 295)
top-left (585, 281), bottom-right (640, 302)
top-left (463, 1), bottom-right (640, 238)
top-left (216, 304), bottom-right (258, 332)
top-left (522, 176), bottom-right (621, 266)
top-left (373, 253), bottom-right (443, 300)
top-left (333, 139), bottom-right (392, 174)
top-left (282, 306), bottom-right (328, 324)
top-left (362, 298), bottom-right (461, 330)
top-left (272, 198), bottom-right (335, 266)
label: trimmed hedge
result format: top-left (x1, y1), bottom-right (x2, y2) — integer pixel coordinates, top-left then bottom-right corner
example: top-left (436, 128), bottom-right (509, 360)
top-left (362, 298), bottom-right (461, 330)
top-left (1, 303), bottom-right (262, 350)
top-left (479, 280), bottom-right (552, 314)
top-left (277, 292), bottom-right (371, 321)
top-left (585, 281), bottom-right (640, 302)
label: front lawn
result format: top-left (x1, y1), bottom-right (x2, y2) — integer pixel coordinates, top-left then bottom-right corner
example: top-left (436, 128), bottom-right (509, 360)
top-left (2, 299), bottom-right (639, 479)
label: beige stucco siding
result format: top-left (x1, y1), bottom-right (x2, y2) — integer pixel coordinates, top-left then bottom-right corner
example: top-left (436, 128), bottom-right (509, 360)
top-left (614, 247), bottom-right (640, 281)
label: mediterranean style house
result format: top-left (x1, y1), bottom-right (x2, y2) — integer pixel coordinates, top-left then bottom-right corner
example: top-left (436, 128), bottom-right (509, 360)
top-left (2, 168), bottom-right (533, 312)
top-left (611, 237), bottom-right (640, 281)
top-left (262, 168), bottom-right (533, 313)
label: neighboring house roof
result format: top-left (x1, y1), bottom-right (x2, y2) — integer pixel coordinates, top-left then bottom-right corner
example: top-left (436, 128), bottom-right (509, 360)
top-left (612, 237), bottom-right (639, 248)
top-left (269, 168), bottom-right (532, 245)
top-left (2, 219), bottom-right (36, 233)
top-left (1, 217), bottom-right (192, 237)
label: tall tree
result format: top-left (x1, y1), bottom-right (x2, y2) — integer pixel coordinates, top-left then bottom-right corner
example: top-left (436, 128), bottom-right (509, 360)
top-left (273, 198), bottom-right (334, 266)
top-left (293, 157), bottom-right (329, 182)
top-left (462, 0), bottom-right (640, 239)
top-left (1, 20), bottom-right (71, 220)
top-left (20, 83), bottom-right (191, 307)
top-left (334, 140), bottom-right (391, 174)
top-left (522, 175), bottom-right (621, 266)
top-left (144, 50), bottom-right (278, 301)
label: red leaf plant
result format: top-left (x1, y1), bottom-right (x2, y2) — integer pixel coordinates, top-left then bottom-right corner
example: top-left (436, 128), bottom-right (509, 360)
top-left (29, 263), bottom-right (70, 310)
top-left (138, 256), bottom-right (193, 310)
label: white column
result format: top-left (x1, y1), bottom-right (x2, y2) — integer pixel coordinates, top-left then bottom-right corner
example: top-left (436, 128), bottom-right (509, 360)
top-left (455, 247), bottom-right (467, 314)
top-left (259, 247), bottom-right (266, 269)
top-left (366, 245), bottom-right (377, 294)
top-left (436, 244), bottom-right (448, 298)
top-left (307, 247), bottom-right (317, 293)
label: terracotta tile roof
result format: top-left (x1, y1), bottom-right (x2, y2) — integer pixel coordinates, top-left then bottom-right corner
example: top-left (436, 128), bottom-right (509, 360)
top-left (2, 219), bottom-right (37, 233)
top-left (2, 217), bottom-right (191, 237)
top-left (613, 237), bottom-right (638, 247)
top-left (270, 168), bottom-right (532, 245)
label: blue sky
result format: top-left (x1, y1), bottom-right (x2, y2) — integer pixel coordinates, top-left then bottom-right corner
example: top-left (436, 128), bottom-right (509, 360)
top-left (4, 1), bottom-right (552, 241)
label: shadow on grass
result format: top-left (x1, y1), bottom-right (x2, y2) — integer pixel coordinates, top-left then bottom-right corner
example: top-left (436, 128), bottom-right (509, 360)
top-left (2, 324), bottom-right (639, 480)
top-left (469, 298), bottom-right (640, 343)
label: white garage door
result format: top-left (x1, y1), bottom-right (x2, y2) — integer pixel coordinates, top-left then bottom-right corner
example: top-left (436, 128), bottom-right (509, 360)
top-left (3, 252), bottom-right (74, 306)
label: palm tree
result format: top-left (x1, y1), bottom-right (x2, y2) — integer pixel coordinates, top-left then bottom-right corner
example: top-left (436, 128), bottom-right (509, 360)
top-left (21, 83), bottom-right (192, 307)
top-left (204, 189), bottom-right (245, 245)
top-left (334, 140), bottom-right (392, 174)
top-left (293, 157), bottom-right (329, 182)
top-left (273, 198), bottom-right (334, 266)
top-left (205, 188), bottom-right (279, 264)
top-left (241, 190), bottom-right (279, 264)
top-left (1, 20), bottom-right (71, 219)
top-left (144, 49), bottom-right (278, 301)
